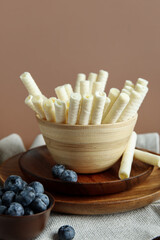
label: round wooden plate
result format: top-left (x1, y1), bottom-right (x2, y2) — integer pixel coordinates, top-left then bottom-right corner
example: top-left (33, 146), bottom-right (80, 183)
top-left (18, 146), bottom-right (153, 196)
top-left (0, 152), bottom-right (160, 215)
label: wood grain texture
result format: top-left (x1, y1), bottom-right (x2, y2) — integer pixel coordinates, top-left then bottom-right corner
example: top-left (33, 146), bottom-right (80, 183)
top-left (0, 150), bottom-right (160, 215)
top-left (37, 114), bottom-right (137, 173)
top-left (18, 146), bottom-right (153, 196)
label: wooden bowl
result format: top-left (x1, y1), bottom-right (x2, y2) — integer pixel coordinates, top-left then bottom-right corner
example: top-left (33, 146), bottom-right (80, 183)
top-left (0, 192), bottom-right (55, 240)
top-left (37, 115), bottom-right (137, 174)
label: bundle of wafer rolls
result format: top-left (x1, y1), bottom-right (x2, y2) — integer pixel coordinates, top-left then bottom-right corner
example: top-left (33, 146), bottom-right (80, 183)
top-left (21, 71), bottom-right (160, 177)
top-left (20, 70), bottom-right (149, 125)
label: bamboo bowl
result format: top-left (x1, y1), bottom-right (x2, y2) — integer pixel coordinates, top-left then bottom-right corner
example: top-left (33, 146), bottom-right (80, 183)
top-left (37, 114), bottom-right (137, 174)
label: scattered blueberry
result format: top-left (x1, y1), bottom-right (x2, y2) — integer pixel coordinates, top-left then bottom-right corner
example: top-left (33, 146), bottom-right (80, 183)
top-left (4, 175), bottom-right (23, 193)
top-left (7, 202), bottom-right (24, 216)
top-left (24, 207), bottom-right (34, 215)
top-left (58, 225), bottom-right (75, 240)
top-left (52, 164), bottom-right (65, 178)
top-left (60, 170), bottom-right (78, 182)
top-left (31, 197), bottom-right (47, 213)
top-left (15, 186), bottom-right (35, 207)
top-left (0, 205), bottom-right (7, 214)
top-left (2, 191), bottom-right (15, 207)
top-left (29, 181), bottom-right (44, 196)
top-left (37, 193), bottom-right (49, 207)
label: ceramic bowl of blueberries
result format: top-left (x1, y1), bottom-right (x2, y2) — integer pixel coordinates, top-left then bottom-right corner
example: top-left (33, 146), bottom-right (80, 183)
top-left (0, 175), bottom-right (55, 240)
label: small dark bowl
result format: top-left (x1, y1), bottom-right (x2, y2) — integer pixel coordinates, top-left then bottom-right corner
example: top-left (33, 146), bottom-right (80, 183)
top-left (0, 192), bottom-right (55, 240)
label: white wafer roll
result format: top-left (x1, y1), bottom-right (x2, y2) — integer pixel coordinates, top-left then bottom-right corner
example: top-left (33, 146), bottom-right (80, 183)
top-left (118, 90), bottom-right (142, 122)
top-left (32, 95), bottom-right (46, 119)
top-left (55, 86), bottom-right (69, 102)
top-left (92, 81), bottom-right (105, 95)
top-left (43, 99), bottom-right (55, 122)
top-left (80, 80), bottom-right (90, 96)
top-left (54, 99), bottom-right (66, 123)
top-left (103, 93), bottom-right (130, 124)
top-left (137, 77), bottom-right (148, 87)
top-left (104, 88), bottom-right (120, 118)
top-left (49, 97), bottom-right (57, 103)
top-left (119, 131), bottom-right (137, 179)
top-left (67, 93), bottom-right (81, 125)
top-left (25, 95), bottom-right (37, 113)
top-left (97, 70), bottom-right (109, 92)
top-left (74, 73), bottom-right (86, 93)
top-left (135, 83), bottom-right (148, 98)
top-left (88, 73), bottom-right (97, 94)
top-left (124, 80), bottom-right (134, 88)
top-left (79, 95), bottom-right (93, 125)
top-left (64, 84), bottom-right (73, 98)
top-left (121, 88), bottom-right (131, 96)
top-left (65, 100), bottom-right (70, 123)
top-left (134, 149), bottom-right (160, 167)
top-left (124, 86), bottom-right (133, 92)
top-left (90, 91), bottom-right (106, 125)
top-left (102, 97), bottom-right (111, 120)
top-left (20, 72), bottom-right (42, 97)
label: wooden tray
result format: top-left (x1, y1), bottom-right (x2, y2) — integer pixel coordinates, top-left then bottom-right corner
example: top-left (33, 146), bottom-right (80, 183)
top-left (18, 146), bottom-right (153, 196)
top-left (0, 150), bottom-right (160, 215)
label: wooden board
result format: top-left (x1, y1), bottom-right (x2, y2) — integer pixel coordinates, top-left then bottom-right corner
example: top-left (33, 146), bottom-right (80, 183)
top-left (18, 146), bottom-right (153, 196)
top-left (0, 152), bottom-right (160, 215)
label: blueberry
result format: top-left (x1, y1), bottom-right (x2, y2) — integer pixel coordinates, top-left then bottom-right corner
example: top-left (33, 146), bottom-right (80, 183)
top-left (0, 205), bottom-right (7, 215)
top-left (0, 186), bottom-right (4, 197)
top-left (60, 170), bottom-right (78, 182)
top-left (31, 197), bottom-right (47, 213)
top-left (2, 191), bottom-right (15, 207)
top-left (4, 175), bottom-right (23, 193)
top-left (152, 237), bottom-right (160, 240)
top-left (7, 202), bottom-right (24, 216)
top-left (29, 181), bottom-right (44, 195)
top-left (24, 207), bottom-right (34, 215)
top-left (15, 186), bottom-right (35, 207)
top-left (22, 180), bottom-right (27, 188)
top-left (52, 164), bottom-right (65, 178)
top-left (37, 193), bottom-right (50, 207)
top-left (58, 225), bottom-right (75, 240)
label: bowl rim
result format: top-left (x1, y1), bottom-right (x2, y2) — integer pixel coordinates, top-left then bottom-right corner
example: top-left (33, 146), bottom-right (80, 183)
top-left (36, 114), bottom-right (138, 129)
top-left (0, 191), bottom-right (55, 218)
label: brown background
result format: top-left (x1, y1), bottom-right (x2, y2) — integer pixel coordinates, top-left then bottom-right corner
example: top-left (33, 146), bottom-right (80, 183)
top-left (0, 0), bottom-right (160, 147)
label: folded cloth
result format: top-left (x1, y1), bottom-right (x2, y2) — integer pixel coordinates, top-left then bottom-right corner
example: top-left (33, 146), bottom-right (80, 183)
top-left (0, 132), bottom-right (160, 240)
top-left (136, 133), bottom-right (159, 153)
top-left (30, 134), bottom-right (45, 149)
top-left (0, 134), bottom-right (26, 164)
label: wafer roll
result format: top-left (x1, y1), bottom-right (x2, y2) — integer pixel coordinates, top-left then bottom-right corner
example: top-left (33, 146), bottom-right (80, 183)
top-left (32, 95), bottom-right (46, 119)
top-left (88, 72), bottom-right (97, 94)
top-left (54, 99), bottom-right (66, 123)
top-left (118, 90), bottom-right (142, 122)
top-left (67, 93), bottom-right (81, 125)
top-left (25, 95), bottom-right (37, 113)
top-left (135, 84), bottom-right (148, 99)
top-left (49, 97), bottom-right (57, 103)
top-left (64, 84), bottom-right (73, 98)
top-left (74, 73), bottom-right (86, 93)
top-left (134, 149), bottom-right (160, 167)
top-left (80, 80), bottom-right (90, 96)
top-left (97, 70), bottom-right (109, 92)
top-left (20, 72), bottom-right (42, 96)
top-left (102, 97), bottom-right (111, 120)
top-left (90, 91), bottom-right (106, 125)
top-left (104, 88), bottom-right (120, 117)
top-left (92, 82), bottom-right (105, 95)
top-left (121, 88), bottom-right (131, 96)
top-left (79, 95), bottom-right (93, 125)
top-left (119, 131), bottom-right (137, 179)
top-left (137, 78), bottom-right (148, 87)
top-left (124, 86), bottom-right (133, 93)
top-left (55, 86), bottom-right (69, 102)
top-left (103, 93), bottom-right (130, 124)
top-left (43, 99), bottom-right (55, 122)
top-left (124, 80), bottom-right (134, 88)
